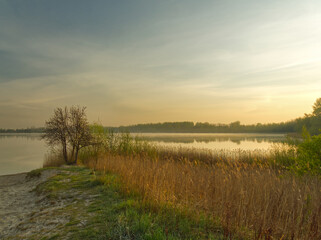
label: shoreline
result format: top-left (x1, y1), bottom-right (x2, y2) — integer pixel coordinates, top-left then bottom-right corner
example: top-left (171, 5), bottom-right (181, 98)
top-left (0, 171), bottom-right (28, 177)
top-left (0, 170), bottom-right (39, 178)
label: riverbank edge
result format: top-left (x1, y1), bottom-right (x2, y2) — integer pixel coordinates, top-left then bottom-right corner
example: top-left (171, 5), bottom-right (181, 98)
top-left (0, 166), bottom-right (224, 240)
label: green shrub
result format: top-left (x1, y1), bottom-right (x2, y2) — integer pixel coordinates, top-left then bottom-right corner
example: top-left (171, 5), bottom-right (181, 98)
top-left (79, 125), bottom-right (157, 167)
top-left (291, 134), bottom-right (321, 175)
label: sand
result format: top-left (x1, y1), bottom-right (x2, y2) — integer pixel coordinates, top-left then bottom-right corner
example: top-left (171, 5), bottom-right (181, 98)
top-left (0, 169), bottom-right (64, 239)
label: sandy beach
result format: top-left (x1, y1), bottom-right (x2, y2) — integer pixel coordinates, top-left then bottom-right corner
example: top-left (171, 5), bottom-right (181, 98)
top-left (0, 169), bottom-right (65, 239)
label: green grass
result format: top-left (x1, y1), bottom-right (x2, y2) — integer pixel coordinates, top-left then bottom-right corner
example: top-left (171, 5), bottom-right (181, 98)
top-left (33, 167), bottom-right (224, 240)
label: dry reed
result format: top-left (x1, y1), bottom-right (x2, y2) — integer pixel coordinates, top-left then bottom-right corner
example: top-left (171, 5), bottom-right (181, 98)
top-left (43, 148), bottom-right (67, 167)
top-left (86, 153), bottom-right (321, 239)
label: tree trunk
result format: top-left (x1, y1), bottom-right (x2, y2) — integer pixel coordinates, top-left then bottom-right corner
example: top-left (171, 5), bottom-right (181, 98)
top-left (71, 145), bottom-right (75, 162)
top-left (62, 142), bottom-right (68, 164)
top-left (74, 147), bottom-right (79, 164)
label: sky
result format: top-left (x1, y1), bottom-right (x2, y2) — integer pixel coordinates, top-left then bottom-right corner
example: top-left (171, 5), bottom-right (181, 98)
top-left (1, 0), bottom-right (321, 128)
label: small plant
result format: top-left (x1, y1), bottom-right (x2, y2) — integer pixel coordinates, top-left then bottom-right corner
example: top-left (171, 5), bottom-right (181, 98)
top-left (26, 168), bottom-right (42, 179)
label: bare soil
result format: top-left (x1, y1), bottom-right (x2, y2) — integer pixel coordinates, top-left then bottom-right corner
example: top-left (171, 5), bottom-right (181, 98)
top-left (0, 168), bottom-right (96, 239)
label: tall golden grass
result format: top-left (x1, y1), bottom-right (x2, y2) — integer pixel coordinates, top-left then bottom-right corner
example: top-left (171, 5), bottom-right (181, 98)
top-left (85, 152), bottom-right (321, 239)
top-left (43, 148), bottom-right (66, 167)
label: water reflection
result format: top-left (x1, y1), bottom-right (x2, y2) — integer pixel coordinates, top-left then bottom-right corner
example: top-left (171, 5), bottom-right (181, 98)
top-left (135, 133), bottom-right (286, 151)
top-left (0, 133), bottom-right (286, 175)
top-left (0, 133), bottom-right (42, 141)
top-left (137, 133), bottom-right (285, 144)
top-left (0, 133), bottom-right (46, 175)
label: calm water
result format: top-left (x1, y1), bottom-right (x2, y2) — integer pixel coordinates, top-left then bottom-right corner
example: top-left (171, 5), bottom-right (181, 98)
top-left (137, 133), bottom-right (286, 151)
top-left (0, 134), bottom-right (46, 175)
top-left (0, 133), bottom-right (286, 175)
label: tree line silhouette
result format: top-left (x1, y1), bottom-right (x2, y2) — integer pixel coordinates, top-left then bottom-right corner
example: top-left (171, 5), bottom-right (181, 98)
top-left (1, 98), bottom-right (320, 135)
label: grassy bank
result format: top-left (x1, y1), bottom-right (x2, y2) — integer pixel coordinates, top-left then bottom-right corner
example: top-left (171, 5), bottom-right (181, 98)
top-left (42, 131), bottom-right (321, 239)
top-left (81, 153), bottom-right (320, 239)
top-left (13, 167), bottom-right (223, 240)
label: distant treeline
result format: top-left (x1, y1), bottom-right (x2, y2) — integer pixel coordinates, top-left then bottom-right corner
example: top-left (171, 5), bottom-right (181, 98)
top-left (108, 115), bottom-right (321, 135)
top-left (0, 127), bottom-right (44, 133)
top-left (1, 113), bottom-right (320, 135)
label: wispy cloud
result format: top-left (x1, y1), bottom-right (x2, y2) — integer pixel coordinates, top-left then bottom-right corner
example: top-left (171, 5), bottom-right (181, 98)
top-left (0, 0), bottom-right (321, 127)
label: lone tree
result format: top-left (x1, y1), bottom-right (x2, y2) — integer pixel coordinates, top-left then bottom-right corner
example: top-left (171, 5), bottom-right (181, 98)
top-left (43, 107), bottom-right (69, 163)
top-left (68, 106), bottom-right (92, 164)
top-left (43, 106), bottom-right (92, 164)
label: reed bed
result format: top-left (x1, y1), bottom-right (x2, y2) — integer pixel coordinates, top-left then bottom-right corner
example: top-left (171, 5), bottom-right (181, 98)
top-left (84, 150), bottom-right (321, 239)
top-left (71, 132), bottom-right (320, 239)
top-left (156, 146), bottom-right (272, 165)
top-left (43, 148), bottom-right (66, 167)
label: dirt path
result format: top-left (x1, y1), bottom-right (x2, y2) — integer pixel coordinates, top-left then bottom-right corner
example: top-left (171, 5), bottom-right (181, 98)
top-left (0, 170), bottom-right (62, 239)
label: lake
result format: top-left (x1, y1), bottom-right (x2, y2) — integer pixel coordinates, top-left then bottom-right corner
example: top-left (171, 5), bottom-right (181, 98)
top-left (0, 133), bottom-right (286, 175)
top-left (136, 133), bottom-right (285, 151)
top-left (0, 134), bottom-right (46, 176)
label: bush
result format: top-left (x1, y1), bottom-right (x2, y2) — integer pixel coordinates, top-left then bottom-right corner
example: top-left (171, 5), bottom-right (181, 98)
top-left (292, 134), bottom-right (321, 175)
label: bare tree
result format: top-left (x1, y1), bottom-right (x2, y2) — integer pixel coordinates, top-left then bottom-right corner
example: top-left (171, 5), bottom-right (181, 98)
top-left (68, 106), bottom-right (92, 164)
top-left (42, 107), bottom-right (69, 163)
top-left (43, 106), bottom-right (92, 165)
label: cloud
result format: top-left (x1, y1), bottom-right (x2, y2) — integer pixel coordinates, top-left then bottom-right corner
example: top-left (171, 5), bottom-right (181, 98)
top-left (1, 0), bottom-right (321, 127)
